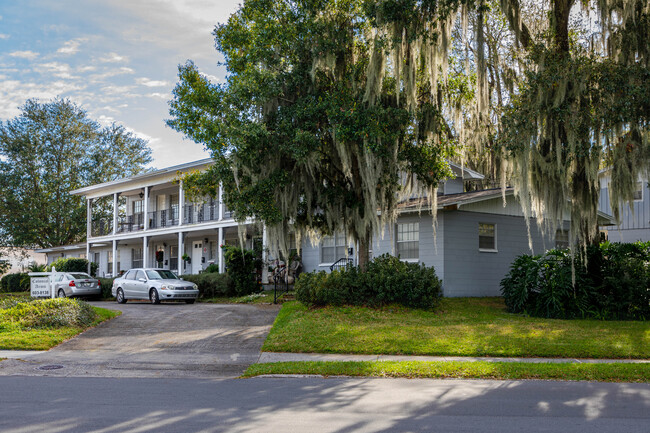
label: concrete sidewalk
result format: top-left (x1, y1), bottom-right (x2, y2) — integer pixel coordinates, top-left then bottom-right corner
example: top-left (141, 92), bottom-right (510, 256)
top-left (258, 352), bottom-right (650, 364)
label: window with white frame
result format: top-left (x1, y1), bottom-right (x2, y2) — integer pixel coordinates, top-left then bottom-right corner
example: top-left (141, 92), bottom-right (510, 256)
top-left (633, 181), bottom-right (643, 201)
top-left (320, 232), bottom-right (347, 264)
top-left (479, 223), bottom-right (497, 251)
top-left (555, 229), bottom-right (569, 249)
top-left (107, 250), bottom-right (113, 273)
top-left (397, 222), bottom-right (419, 259)
top-left (132, 248), bottom-right (143, 269)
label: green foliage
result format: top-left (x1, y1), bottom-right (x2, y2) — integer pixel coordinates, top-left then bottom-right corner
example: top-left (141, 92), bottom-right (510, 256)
top-left (223, 247), bottom-right (259, 296)
top-left (181, 273), bottom-right (233, 298)
top-left (97, 278), bottom-right (115, 299)
top-left (46, 257), bottom-right (97, 276)
top-left (296, 254), bottom-right (442, 309)
top-left (0, 273), bottom-right (29, 293)
top-left (168, 0), bottom-right (456, 265)
top-left (204, 263), bottom-right (219, 273)
top-left (0, 298), bottom-right (98, 328)
top-left (0, 98), bottom-right (152, 249)
top-left (500, 242), bottom-right (650, 320)
top-left (27, 263), bottom-right (46, 272)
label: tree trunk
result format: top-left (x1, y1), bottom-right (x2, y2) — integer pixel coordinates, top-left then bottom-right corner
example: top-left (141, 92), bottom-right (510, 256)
top-left (358, 232), bottom-right (370, 272)
top-left (553, 0), bottom-right (573, 55)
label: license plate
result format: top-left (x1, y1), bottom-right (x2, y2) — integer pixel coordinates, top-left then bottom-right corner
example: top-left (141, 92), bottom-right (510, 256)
top-left (83, 282), bottom-right (90, 287)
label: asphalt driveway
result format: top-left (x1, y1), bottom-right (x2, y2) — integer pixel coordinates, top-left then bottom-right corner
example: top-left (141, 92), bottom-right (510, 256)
top-left (0, 302), bottom-right (280, 378)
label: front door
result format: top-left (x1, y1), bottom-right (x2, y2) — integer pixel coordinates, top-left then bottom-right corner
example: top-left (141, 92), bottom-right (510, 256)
top-left (192, 241), bottom-right (203, 274)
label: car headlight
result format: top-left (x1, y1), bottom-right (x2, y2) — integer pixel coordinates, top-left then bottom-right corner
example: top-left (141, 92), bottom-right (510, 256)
top-left (160, 285), bottom-right (172, 290)
top-left (192, 284), bottom-right (198, 290)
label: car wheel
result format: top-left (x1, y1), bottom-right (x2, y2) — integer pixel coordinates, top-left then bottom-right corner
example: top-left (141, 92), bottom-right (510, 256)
top-left (57, 289), bottom-right (66, 298)
top-left (150, 289), bottom-right (161, 304)
top-left (185, 299), bottom-right (195, 304)
top-left (116, 288), bottom-right (127, 304)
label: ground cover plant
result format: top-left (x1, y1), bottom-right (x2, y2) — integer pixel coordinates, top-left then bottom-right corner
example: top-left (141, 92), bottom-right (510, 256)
top-left (296, 254), bottom-right (442, 309)
top-left (243, 361), bottom-right (650, 383)
top-left (0, 297), bottom-right (119, 350)
top-left (501, 242), bottom-right (650, 320)
top-left (262, 298), bottom-right (649, 359)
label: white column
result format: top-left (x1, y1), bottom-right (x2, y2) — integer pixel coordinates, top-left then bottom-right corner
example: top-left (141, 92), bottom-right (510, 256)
top-left (262, 224), bottom-right (268, 283)
top-left (86, 242), bottom-right (91, 275)
top-left (87, 198), bottom-right (92, 274)
top-left (178, 180), bottom-right (184, 226)
top-left (144, 186), bottom-right (150, 231)
top-left (112, 193), bottom-right (118, 235)
top-left (178, 231), bottom-right (184, 275)
top-left (143, 236), bottom-right (148, 268)
top-left (112, 240), bottom-right (117, 276)
top-left (218, 227), bottom-right (224, 274)
top-left (218, 183), bottom-right (223, 221)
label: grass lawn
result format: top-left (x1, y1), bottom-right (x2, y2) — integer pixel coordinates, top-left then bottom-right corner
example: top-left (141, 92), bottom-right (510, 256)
top-left (262, 298), bottom-right (650, 359)
top-left (0, 304), bottom-right (120, 351)
top-left (243, 360), bottom-right (650, 383)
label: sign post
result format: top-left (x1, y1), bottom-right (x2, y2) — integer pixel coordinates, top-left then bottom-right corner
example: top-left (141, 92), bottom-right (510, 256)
top-left (28, 267), bottom-right (58, 299)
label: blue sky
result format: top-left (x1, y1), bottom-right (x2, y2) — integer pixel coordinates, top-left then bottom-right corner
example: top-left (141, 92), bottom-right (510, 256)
top-left (0, 0), bottom-right (242, 168)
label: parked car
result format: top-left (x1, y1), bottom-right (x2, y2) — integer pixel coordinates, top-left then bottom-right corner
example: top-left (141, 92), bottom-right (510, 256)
top-left (54, 272), bottom-right (101, 298)
top-left (111, 268), bottom-right (199, 304)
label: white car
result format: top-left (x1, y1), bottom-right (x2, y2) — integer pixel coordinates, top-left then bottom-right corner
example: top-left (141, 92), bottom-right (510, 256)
top-left (111, 268), bottom-right (199, 304)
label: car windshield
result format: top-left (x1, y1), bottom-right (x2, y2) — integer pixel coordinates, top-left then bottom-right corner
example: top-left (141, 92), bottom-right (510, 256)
top-left (146, 270), bottom-right (179, 280)
top-left (70, 273), bottom-right (91, 279)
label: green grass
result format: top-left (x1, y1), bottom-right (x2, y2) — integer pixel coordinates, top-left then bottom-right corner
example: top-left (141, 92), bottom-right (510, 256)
top-left (243, 361), bottom-right (650, 383)
top-left (262, 298), bottom-right (650, 359)
top-left (0, 305), bottom-right (120, 350)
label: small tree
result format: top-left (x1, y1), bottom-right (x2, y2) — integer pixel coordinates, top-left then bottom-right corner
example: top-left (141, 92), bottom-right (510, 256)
top-left (223, 247), bottom-right (258, 296)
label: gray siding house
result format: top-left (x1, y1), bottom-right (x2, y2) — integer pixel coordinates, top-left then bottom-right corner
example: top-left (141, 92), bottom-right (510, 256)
top-left (37, 159), bottom-right (614, 297)
top-left (599, 171), bottom-right (650, 242)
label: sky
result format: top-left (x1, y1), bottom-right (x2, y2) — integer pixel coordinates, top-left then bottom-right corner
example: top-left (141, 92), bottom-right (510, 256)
top-left (0, 0), bottom-right (242, 169)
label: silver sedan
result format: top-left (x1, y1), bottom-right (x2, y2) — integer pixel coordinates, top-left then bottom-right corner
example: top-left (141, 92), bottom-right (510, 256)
top-left (54, 272), bottom-right (101, 298)
top-left (111, 268), bottom-right (199, 304)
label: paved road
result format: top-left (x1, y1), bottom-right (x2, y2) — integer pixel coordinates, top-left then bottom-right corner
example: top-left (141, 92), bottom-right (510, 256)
top-left (0, 302), bottom-right (280, 378)
top-left (0, 376), bottom-right (648, 432)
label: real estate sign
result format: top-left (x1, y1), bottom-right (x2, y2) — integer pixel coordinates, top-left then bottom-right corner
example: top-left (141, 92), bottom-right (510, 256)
top-left (30, 277), bottom-right (51, 298)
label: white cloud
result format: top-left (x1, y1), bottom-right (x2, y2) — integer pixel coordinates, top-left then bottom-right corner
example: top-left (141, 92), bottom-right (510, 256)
top-left (120, 67), bottom-right (135, 74)
top-left (0, 34), bottom-right (9, 40)
top-left (37, 62), bottom-right (78, 79)
top-left (147, 92), bottom-right (168, 99)
top-left (100, 52), bottom-right (128, 63)
top-left (97, 114), bottom-right (115, 126)
top-left (200, 72), bottom-right (220, 82)
top-left (136, 77), bottom-right (170, 87)
top-left (0, 79), bottom-right (84, 119)
top-left (8, 51), bottom-right (39, 60)
top-left (57, 38), bottom-right (86, 55)
top-left (77, 65), bottom-right (97, 72)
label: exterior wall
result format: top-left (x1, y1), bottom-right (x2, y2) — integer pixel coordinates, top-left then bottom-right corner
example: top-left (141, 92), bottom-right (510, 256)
top-left (442, 210), bottom-right (548, 297)
top-left (599, 174), bottom-right (650, 239)
top-left (443, 178), bottom-right (464, 195)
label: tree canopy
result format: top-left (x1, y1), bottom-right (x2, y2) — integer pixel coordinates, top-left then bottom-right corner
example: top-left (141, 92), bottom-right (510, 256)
top-left (169, 0), bottom-right (649, 263)
top-left (0, 98), bottom-right (153, 249)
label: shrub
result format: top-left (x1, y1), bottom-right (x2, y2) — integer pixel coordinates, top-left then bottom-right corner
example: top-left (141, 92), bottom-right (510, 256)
top-left (0, 273), bottom-right (29, 293)
top-left (296, 254), bottom-right (443, 310)
top-left (97, 278), bottom-right (115, 299)
top-left (0, 298), bottom-right (98, 328)
top-left (182, 273), bottom-right (233, 298)
top-left (47, 258), bottom-right (98, 276)
top-left (224, 247), bottom-right (259, 296)
top-left (204, 263), bottom-right (219, 273)
top-left (500, 242), bottom-right (650, 320)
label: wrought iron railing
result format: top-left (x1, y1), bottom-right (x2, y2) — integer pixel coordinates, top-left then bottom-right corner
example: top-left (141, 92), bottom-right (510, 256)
top-left (330, 257), bottom-right (353, 272)
top-left (148, 209), bottom-right (179, 229)
top-left (91, 218), bottom-right (113, 237)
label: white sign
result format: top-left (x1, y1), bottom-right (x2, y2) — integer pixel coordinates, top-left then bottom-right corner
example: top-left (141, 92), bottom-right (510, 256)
top-left (30, 277), bottom-right (51, 298)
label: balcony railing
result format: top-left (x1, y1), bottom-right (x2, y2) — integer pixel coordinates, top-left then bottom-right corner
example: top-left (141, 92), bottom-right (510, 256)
top-left (116, 213), bottom-right (144, 233)
top-left (148, 208), bottom-right (179, 229)
top-left (91, 218), bottom-right (113, 237)
top-left (183, 203), bottom-right (219, 225)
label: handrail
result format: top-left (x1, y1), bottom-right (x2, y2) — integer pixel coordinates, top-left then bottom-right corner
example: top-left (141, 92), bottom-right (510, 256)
top-left (330, 257), bottom-right (353, 272)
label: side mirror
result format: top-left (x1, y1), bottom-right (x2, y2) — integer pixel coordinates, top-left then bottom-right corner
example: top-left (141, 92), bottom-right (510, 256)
top-left (138, 278), bottom-right (146, 282)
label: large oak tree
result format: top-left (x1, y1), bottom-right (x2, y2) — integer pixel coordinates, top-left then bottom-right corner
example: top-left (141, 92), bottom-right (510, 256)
top-left (0, 98), bottom-right (153, 248)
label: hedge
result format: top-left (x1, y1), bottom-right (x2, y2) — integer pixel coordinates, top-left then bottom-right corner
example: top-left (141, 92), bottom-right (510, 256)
top-left (295, 254), bottom-right (443, 310)
top-left (47, 258), bottom-right (98, 276)
top-left (0, 273), bottom-right (29, 293)
top-left (500, 242), bottom-right (650, 320)
top-left (181, 273), bottom-right (233, 298)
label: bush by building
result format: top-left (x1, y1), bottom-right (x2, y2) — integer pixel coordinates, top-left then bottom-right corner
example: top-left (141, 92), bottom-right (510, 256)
top-left (0, 272), bottom-right (29, 292)
top-left (224, 246), bottom-right (260, 296)
top-left (500, 242), bottom-right (650, 320)
top-left (46, 258), bottom-right (98, 276)
top-left (295, 254), bottom-right (443, 310)
top-left (182, 272), bottom-right (233, 298)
